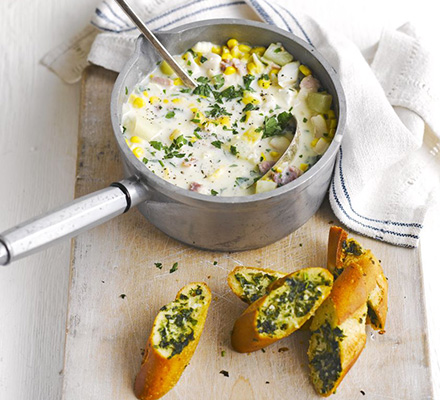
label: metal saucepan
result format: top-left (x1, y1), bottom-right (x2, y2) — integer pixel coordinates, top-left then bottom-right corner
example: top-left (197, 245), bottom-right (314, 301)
top-left (0, 19), bottom-right (346, 266)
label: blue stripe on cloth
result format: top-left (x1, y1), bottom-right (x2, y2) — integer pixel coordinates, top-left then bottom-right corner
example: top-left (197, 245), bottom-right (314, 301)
top-left (262, 0), bottom-right (292, 33)
top-left (337, 147), bottom-right (423, 228)
top-left (331, 179), bottom-right (419, 242)
top-left (93, 0), bottom-right (204, 32)
top-left (247, 0), bottom-right (274, 24)
top-left (278, 5), bottom-right (314, 47)
top-left (95, 7), bottom-right (125, 29)
top-left (157, 1), bottom-right (247, 29)
top-left (103, 1), bottom-right (131, 28)
top-left (92, 0), bottom-right (245, 33)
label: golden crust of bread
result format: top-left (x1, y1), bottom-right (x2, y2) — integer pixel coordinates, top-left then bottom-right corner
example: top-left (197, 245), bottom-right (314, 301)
top-left (327, 226), bottom-right (348, 276)
top-left (134, 282), bottom-right (211, 400)
top-left (227, 266), bottom-right (287, 304)
top-left (231, 268), bottom-right (333, 353)
top-left (309, 264), bottom-right (369, 397)
top-left (327, 226), bottom-right (388, 330)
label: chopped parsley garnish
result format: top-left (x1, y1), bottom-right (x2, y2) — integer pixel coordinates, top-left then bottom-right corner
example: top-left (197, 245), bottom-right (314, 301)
top-left (196, 76), bottom-right (210, 84)
top-left (262, 111), bottom-right (294, 138)
top-left (211, 140), bottom-right (223, 149)
top-left (193, 129), bottom-right (202, 139)
top-left (235, 177), bottom-right (249, 186)
top-left (154, 262), bottom-right (163, 269)
top-left (220, 85), bottom-right (244, 101)
top-left (150, 141), bottom-right (164, 151)
top-left (142, 157), bottom-right (149, 164)
top-left (125, 86), bottom-right (128, 95)
top-left (211, 189), bottom-right (218, 196)
top-left (165, 111), bottom-right (175, 119)
top-left (206, 103), bottom-right (231, 118)
top-left (212, 74), bottom-right (225, 90)
top-left (274, 47), bottom-right (282, 53)
top-left (180, 88), bottom-right (191, 93)
top-left (242, 103), bottom-right (258, 112)
top-left (193, 82), bottom-right (212, 97)
top-left (200, 55), bottom-right (208, 63)
top-left (230, 145), bottom-right (238, 156)
top-left (303, 117), bottom-right (308, 123)
top-left (170, 262), bottom-right (178, 273)
top-left (243, 74), bottom-right (255, 91)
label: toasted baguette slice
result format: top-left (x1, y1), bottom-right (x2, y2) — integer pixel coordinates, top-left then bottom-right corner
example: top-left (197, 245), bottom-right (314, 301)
top-left (228, 266), bottom-right (287, 304)
top-left (327, 226), bottom-right (388, 330)
top-left (134, 282), bottom-right (211, 400)
top-left (308, 260), bottom-right (378, 396)
top-left (231, 268), bottom-right (333, 353)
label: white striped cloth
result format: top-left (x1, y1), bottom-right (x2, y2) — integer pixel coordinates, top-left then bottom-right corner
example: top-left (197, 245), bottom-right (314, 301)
top-left (42, 0), bottom-right (440, 247)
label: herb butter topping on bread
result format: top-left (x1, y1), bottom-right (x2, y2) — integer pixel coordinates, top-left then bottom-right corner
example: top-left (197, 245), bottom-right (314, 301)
top-left (228, 266), bottom-right (287, 304)
top-left (308, 261), bottom-right (374, 397)
top-left (134, 282), bottom-right (211, 400)
top-left (231, 267), bottom-right (333, 353)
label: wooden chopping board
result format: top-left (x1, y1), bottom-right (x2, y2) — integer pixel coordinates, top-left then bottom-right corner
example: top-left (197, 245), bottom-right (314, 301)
top-left (62, 66), bottom-right (434, 400)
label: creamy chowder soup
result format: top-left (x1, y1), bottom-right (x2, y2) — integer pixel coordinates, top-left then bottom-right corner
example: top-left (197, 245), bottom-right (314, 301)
top-left (121, 39), bottom-right (337, 196)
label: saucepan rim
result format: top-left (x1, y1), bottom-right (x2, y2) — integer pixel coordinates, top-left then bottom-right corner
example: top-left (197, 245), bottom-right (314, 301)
top-left (110, 18), bottom-right (346, 206)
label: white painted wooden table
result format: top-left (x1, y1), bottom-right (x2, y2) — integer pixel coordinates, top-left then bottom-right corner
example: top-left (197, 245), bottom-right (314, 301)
top-left (0, 1), bottom-right (439, 399)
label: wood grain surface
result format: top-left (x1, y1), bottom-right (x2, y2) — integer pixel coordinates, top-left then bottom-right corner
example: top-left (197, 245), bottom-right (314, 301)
top-left (61, 66), bottom-right (433, 400)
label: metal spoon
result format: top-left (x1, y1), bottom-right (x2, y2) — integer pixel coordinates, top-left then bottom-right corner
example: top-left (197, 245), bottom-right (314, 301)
top-left (252, 116), bottom-right (301, 187)
top-left (114, 0), bottom-right (197, 89)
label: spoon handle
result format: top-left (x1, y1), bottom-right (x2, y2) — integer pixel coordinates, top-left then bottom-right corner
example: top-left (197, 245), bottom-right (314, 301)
top-left (114, 0), bottom-right (197, 89)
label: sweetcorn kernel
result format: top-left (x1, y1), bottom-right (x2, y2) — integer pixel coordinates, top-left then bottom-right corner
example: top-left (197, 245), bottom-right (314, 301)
top-left (311, 138), bottom-right (319, 147)
top-left (231, 46), bottom-right (242, 58)
top-left (270, 151), bottom-right (279, 158)
top-left (211, 46), bottom-right (221, 54)
top-left (238, 44), bottom-right (251, 53)
top-left (130, 136), bottom-right (143, 144)
top-left (132, 97), bottom-right (145, 108)
top-left (142, 90), bottom-right (149, 97)
top-left (149, 96), bottom-right (160, 105)
top-left (250, 46), bottom-right (266, 56)
top-left (173, 78), bottom-right (183, 86)
top-left (218, 116), bottom-right (231, 126)
top-left (258, 78), bottom-right (271, 89)
top-left (300, 163), bottom-right (309, 172)
top-left (242, 93), bottom-right (260, 105)
top-left (222, 53), bottom-right (233, 61)
top-left (160, 61), bottom-right (174, 76)
top-left (260, 152), bottom-right (267, 161)
top-left (163, 99), bottom-right (169, 104)
top-left (299, 65), bottom-right (312, 76)
top-left (172, 98), bottom-right (182, 104)
top-left (227, 38), bottom-right (239, 49)
top-left (133, 147), bottom-right (144, 158)
top-left (224, 66), bottom-right (237, 75)
top-left (243, 128), bottom-right (263, 144)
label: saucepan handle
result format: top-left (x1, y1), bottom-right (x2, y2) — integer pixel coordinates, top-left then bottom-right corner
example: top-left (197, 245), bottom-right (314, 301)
top-left (0, 176), bottom-right (149, 266)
